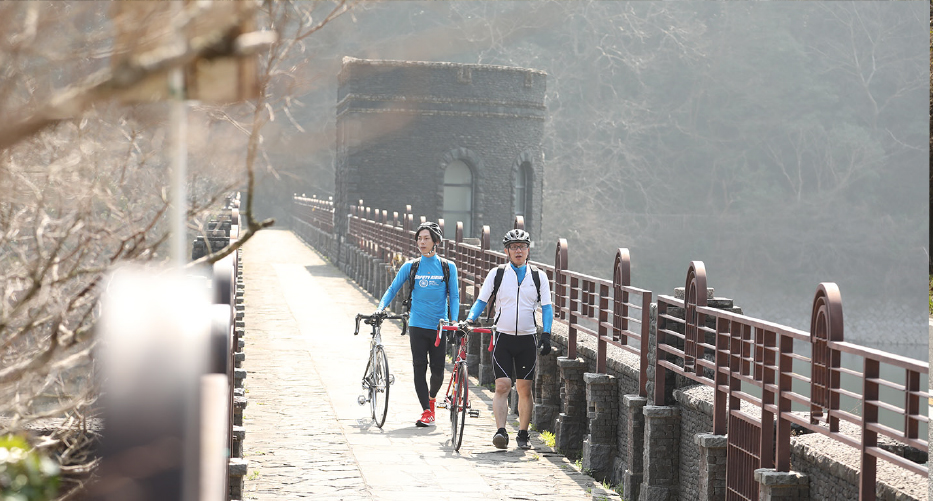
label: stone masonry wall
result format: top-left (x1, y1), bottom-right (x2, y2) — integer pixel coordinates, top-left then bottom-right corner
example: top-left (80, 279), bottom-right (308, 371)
top-left (334, 58), bottom-right (546, 245)
top-left (673, 386), bottom-right (715, 501)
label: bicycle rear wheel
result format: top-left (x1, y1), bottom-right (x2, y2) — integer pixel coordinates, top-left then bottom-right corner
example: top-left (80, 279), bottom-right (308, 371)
top-left (371, 346), bottom-right (390, 428)
top-left (451, 363), bottom-right (468, 451)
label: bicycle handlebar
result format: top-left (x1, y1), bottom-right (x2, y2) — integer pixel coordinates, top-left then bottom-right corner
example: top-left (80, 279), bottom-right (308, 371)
top-left (354, 312), bottom-right (409, 336)
top-left (435, 321), bottom-right (492, 347)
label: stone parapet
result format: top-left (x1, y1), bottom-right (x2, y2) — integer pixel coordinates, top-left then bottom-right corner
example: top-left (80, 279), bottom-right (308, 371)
top-left (639, 405), bottom-right (680, 501)
top-left (533, 349), bottom-right (561, 431)
top-left (620, 394), bottom-right (647, 501)
top-left (695, 433), bottom-right (727, 501)
top-left (555, 357), bottom-right (589, 456)
top-left (582, 372), bottom-right (617, 482)
top-left (754, 468), bottom-right (809, 501)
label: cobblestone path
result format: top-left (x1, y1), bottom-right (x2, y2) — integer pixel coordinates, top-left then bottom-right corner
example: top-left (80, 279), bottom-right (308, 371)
top-left (241, 229), bottom-right (603, 500)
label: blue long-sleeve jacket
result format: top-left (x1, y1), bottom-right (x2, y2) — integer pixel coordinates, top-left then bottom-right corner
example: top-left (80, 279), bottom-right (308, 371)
top-left (378, 255), bottom-right (459, 330)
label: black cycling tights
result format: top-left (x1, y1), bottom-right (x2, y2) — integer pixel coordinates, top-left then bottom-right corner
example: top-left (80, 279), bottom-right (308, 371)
top-left (408, 326), bottom-right (446, 410)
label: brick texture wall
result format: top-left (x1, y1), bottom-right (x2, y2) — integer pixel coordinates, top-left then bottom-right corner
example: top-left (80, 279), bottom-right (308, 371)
top-left (334, 57), bottom-right (546, 245)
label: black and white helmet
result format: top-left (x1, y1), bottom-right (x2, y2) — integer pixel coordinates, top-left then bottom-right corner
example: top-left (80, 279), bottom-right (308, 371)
top-left (502, 229), bottom-right (531, 246)
top-left (416, 221), bottom-right (443, 243)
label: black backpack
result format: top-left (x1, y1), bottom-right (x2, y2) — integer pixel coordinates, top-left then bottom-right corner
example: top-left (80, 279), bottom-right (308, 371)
top-left (487, 264), bottom-right (543, 316)
top-left (403, 257), bottom-right (452, 316)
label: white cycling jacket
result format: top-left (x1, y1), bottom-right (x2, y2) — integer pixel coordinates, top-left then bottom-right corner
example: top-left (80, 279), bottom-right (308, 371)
top-left (476, 264), bottom-right (552, 335)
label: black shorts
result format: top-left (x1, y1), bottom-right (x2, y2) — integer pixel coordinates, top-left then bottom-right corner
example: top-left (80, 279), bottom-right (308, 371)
top-left (491, 332), bottom-right (538, 381)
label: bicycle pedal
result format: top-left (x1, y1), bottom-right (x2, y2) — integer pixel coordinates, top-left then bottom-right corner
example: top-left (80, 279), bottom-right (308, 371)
top-left (357, 395), bottom-right (367, 406)
top-left (388, 374), bottom-right (396, 385)
top-left (468, 410), bottom-right (480, 418)
top-left (435, 401), bottom-right (447, 409)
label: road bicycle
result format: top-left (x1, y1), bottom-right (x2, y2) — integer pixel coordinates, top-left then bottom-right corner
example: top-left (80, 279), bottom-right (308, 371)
top-left (353, 311), bottom-right (407, 428)
top-left (435, 320), bottom-right (491, 451)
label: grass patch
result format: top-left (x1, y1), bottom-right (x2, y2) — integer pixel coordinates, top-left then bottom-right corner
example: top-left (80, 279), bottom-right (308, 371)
top-left (929, 275), bottom-right (932, 314)
top-left (601, 479), bottom-right (624, 497)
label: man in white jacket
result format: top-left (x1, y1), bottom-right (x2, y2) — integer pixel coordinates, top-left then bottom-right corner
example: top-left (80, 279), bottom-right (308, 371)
top-left (465, 229), bottom-right (553, 450)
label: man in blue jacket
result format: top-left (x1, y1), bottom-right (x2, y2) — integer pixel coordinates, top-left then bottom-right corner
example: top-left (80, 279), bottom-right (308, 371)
top-left (376, 221), bottom-right (459, 427)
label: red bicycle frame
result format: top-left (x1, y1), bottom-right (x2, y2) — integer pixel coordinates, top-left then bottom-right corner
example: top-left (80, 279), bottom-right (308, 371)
top-left (436, 321), bottom-right (491, 450)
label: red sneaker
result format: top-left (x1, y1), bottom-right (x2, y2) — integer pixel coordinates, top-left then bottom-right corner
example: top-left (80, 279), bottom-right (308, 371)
top-left (415, 409), bottom-right (435, 427)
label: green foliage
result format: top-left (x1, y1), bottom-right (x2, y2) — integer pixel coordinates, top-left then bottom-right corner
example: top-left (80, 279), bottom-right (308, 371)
top-left (601, 479), bottom-right (624, 497)
top-left (539, 430), bottom-right (556, 448)
top-left (0, 435), bottom-right (59, 501)
top-left (572, 458), bottom-right (594, 475)
top-left (928, 275), bottom-right (932, 314)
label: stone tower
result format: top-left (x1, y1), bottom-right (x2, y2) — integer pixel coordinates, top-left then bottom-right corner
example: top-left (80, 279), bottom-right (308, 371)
top-left (334, 57), bottom-right (546, 246)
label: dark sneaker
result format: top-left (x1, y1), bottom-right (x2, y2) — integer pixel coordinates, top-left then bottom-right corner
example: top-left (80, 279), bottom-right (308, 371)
top-left (493, 428), bottom-right (509, 449)
top-left (516, 430), bottom-right (531, 449)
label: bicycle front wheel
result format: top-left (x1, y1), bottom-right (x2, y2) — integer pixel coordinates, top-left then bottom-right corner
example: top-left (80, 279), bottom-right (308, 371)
top-left (371, 345), bottom-right (390, 428)
top-left (452, 363), bottom-right (468, 451)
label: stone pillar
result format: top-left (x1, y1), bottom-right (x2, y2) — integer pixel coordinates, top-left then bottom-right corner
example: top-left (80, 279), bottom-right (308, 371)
top-left (478, 331), bottom-right (495, 385)
top-left (347, 247), bottom-right (357, 280)
top-left (621, 395), bottom-right (647, 501)
top-left (644, 303), bottom-right (665, 405)
top-left (509, 387), bottom-right (519, 416)
top-left (466, 322), bottom-right (481, 376)
top-left (228, 458), bottom-right (247, 500)
top-left (554, 357), bottom-right (588, 455)
top-left (380, 262), bottom-right (392, 301)
top-left (639, 405), bottom-right (680, 501)
top-left (363, 255), bottom-right (373, 293)
top-left (359, 252), bottom-right (367, 286)
top-left (754, 469), bottom-right (809, 501)
top-left (582, 372), bottom-right (617, 482)
top-left (368, 258), bottom-right (381, 296)
top-left (695, 434), bottom-right (727, 501)
top-left (533, 350), bottom-right (561, 431)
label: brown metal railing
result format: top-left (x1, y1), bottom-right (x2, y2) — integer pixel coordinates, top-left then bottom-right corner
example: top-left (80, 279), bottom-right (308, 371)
top-left (655, 263), bottom-right (929, 501)
top-left (294, 195), bottom-right (334, 234)
top-left (292, 197), bottom-right (929, 499)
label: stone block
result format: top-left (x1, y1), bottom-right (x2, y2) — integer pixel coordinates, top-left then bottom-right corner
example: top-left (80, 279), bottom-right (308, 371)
top-left (694, 433), bottom-right (727, 448)
top-left (754, 468), bottom-right (807, 486)
top-left (582, 439), bottom-right (615, 481)
top-left (232, 425), bottom-right (245, 458)
top-left (623, 470), bottom-right (643, 501)
top-left (637, 484), bottom-right (675, 501)
top-left (532, 403), bottom-right (559, 432)
top-left (556, 412), bottom-right (585, 454)
top-left (228, 457), bottom-right (248, 500)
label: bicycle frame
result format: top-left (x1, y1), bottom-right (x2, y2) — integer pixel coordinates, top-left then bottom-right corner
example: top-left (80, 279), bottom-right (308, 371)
top-left (436, 321), bottom-right (492, 450)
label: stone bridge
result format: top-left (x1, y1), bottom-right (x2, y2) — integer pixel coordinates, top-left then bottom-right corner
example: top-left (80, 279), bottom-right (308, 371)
top-left (267, 197), bottom-right (930, 501)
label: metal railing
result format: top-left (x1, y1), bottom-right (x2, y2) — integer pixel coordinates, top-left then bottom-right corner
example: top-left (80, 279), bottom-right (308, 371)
top-left (294, 195), bottom-right (334, 235)
top-left (655, 262), bottom-right (929, 501)
top-left (293, 197), bottom-right (929, 500)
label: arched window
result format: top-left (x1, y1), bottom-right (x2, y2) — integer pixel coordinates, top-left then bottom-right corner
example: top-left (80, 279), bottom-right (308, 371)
top-left (443, 160), bottom-right (473, 239)
top-left (513, 161), bottom-right (531, 218)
